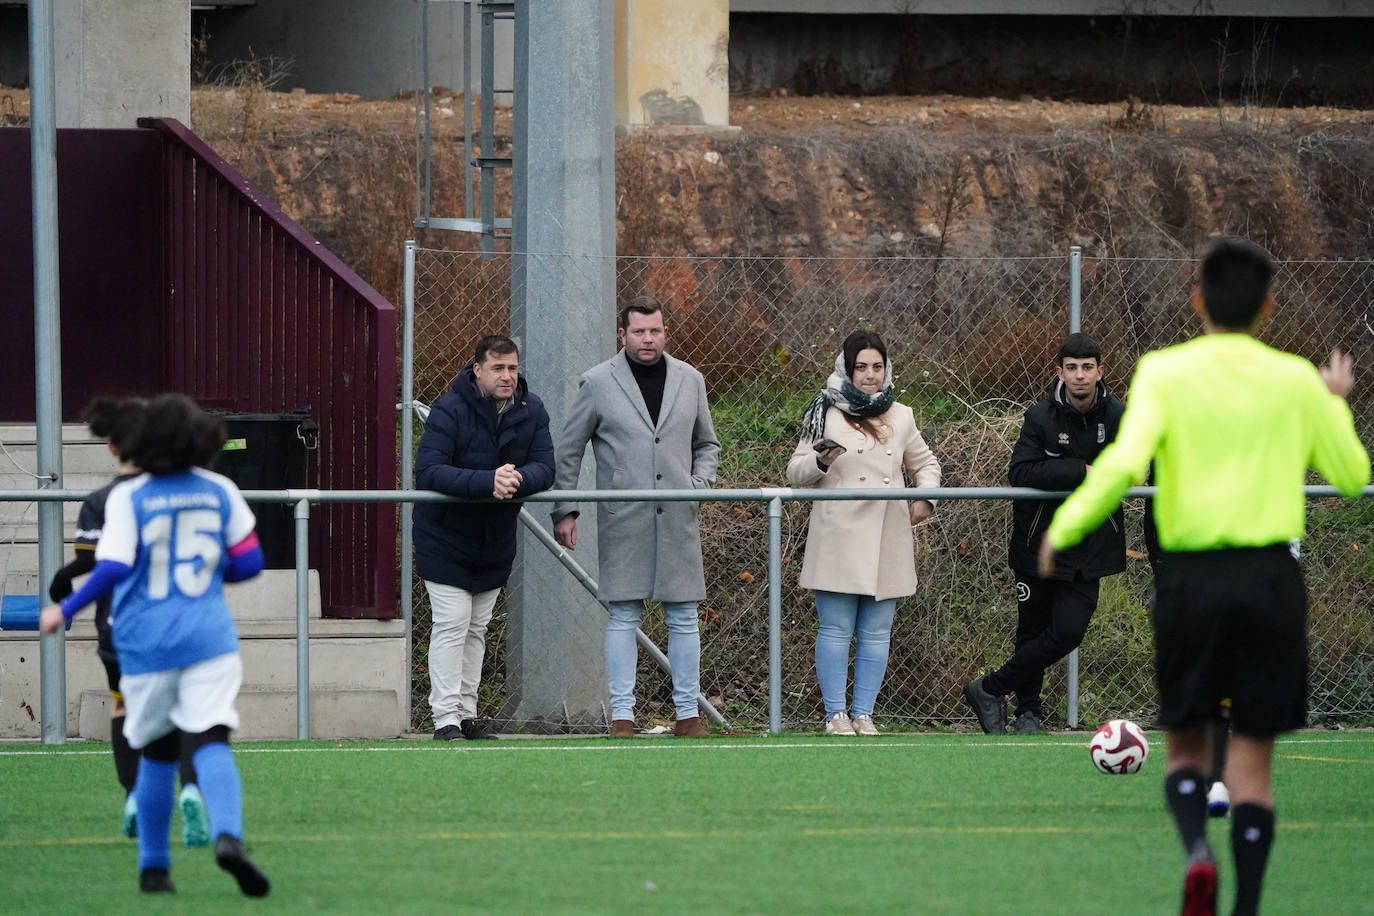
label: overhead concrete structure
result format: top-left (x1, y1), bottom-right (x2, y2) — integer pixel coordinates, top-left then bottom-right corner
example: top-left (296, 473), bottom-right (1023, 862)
top-left (53, 0), bottom-right (189, 128)
top-left (732, 0), bottom-right (1374, 14)
top-left (615, 0), bottom-right (729, 129)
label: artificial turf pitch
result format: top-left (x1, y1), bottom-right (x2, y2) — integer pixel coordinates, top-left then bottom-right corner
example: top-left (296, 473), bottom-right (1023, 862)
top-left (3, 732), bottom-right (1372, 914)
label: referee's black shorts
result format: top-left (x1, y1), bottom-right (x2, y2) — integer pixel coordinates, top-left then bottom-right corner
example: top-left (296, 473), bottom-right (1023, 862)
top-left (1152, 543), bottom-right (1306, 738)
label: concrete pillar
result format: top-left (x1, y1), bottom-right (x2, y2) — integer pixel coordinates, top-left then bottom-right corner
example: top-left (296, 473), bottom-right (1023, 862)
top-left (504, 0), bottom-right (616, 731)
top-left (53, 0), bottom-right (189, 128)
top-left (614, 0), bottom-right (729, 129)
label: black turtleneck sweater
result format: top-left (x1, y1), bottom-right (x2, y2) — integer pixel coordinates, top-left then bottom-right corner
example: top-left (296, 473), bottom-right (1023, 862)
top-left (628, 354), bottom-right (667, 426)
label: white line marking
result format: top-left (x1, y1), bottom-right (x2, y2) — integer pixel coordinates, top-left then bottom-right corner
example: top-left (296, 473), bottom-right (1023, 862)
top-left (2, 736), bottom-right (1370, 758)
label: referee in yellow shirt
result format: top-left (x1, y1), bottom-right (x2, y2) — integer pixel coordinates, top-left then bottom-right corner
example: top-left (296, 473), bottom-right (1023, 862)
top-left (1039, 237), bottom-right (1370, 916)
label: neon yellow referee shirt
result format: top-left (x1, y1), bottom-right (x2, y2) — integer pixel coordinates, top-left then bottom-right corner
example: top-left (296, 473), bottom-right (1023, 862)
top-left (1047, 334), bottom-right (1370, 552)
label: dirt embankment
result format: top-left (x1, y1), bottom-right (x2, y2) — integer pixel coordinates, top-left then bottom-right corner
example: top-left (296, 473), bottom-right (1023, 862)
top-left (9, 86), bottom-right (1374, 305)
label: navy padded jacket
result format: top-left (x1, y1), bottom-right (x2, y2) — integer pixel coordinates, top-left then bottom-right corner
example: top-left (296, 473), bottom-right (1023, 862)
top-left (413, 366), bottom-right (555, 591)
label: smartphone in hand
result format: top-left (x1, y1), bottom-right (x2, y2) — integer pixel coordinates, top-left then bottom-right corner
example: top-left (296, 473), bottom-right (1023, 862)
top-left (813, 438), bottom-right (846, 454)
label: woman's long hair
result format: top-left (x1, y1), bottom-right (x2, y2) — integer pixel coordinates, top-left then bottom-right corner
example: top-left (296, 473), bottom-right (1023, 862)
top-left (840, 330), bottom-right (890, 443)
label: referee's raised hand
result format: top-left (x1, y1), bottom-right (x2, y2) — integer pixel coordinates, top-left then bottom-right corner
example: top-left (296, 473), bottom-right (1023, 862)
top-left (1321, 347), bottom-right (1355, 398)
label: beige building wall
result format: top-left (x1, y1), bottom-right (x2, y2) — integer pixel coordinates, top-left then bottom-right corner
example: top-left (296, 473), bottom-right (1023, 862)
top-left (53, 0), bottom-right (190, 128)
top-left (615, 0), bottom-right (729, 129)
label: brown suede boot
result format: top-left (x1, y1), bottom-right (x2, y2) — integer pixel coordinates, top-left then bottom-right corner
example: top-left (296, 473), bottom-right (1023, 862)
top-left (674, 716), bottom-right (708, 737)
top-left (609, 719), bottom-right (635, 737)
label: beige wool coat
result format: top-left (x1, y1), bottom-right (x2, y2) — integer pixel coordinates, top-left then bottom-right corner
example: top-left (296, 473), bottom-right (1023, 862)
top-left (786, 403), bottom-right (941, 601)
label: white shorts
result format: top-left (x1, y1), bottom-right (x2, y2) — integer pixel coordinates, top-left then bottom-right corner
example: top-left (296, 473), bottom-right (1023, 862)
top-left (120, 652), bottom-right (243, 750)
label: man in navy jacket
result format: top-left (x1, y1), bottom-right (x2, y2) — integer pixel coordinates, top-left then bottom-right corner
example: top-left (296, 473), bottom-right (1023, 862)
top-left (414, 335), bottom-right (555, 740)
top-left (963, 333), bottom-right (1127, 734)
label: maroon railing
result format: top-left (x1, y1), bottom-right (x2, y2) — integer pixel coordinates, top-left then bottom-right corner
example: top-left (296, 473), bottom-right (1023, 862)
top-left (139, 118), bottom-right (397, 619)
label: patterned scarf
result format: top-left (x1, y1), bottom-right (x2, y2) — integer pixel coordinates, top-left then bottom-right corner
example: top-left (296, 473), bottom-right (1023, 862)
top-left (800, 351), bottom-right (896, 442)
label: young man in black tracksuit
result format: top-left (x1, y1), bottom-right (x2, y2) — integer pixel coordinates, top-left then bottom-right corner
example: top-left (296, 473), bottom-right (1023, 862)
top-left (963, 333), bottom-right (1127, 734)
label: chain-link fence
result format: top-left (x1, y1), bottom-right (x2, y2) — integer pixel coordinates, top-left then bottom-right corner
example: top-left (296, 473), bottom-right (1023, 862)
top-left (407, 249), bottom-right (1374, 733)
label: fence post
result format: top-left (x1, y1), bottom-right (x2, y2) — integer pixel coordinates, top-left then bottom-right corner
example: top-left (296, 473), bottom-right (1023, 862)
top-left (31, 0), bottom-right (65, 746)
top-left (768, 495), bottom-right (783, 734)
top-left (1069, 245), bottom-right (1082, 334)
top-left (1066, 245), bottom-right (1082, 730)
top-left (295, 497), bottom-right (311, 740)
top-left (400, 241), bottom-right (416, 730)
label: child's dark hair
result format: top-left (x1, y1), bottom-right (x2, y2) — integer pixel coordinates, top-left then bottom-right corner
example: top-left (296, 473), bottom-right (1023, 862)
top-left (82, 395), bottom-right (146, 461)
top-left (129, 394), bottom-right (227, 475)
top-left (1057, 333), bottom-right (1102, 365)
top-left (1197, 236), bottom-right (1276, 329)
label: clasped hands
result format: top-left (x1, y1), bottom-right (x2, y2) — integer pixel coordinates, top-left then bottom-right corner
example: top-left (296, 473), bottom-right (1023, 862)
top-left (493, 463), bottom-right (522, 499)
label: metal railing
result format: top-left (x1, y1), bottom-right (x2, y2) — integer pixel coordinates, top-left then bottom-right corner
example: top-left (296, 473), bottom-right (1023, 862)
top-left (15, 483), bottom-right (1371, 742)
top-left (406, 246), bottom-right (1374, 734)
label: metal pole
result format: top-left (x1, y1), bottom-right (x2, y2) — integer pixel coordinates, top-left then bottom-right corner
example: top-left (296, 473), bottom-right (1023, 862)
top-left (31, 0), bottom-right (65, 745)
top-left (463, 0), bottom-right (474, 221)
top-left (767, 496), bottom-right (783, 734)
top-left (295, 498), bottom-right (311, 740)
top-left (1069, 245), bottom-right (1082, 334)
top-left (1066, 244), bottom-right (1083, 730)
top-left (421, 0), bottom-right (433, 224)
top-left (413, 0), bottom-right (423, 222)
top-left (400, 241), bottom-right (417, 730)
top-left (479, 3), bottom-right (495, 256)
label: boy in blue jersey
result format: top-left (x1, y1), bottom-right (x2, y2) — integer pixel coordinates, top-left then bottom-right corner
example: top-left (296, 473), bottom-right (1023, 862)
top-left (42, 394), bottom-right (270, 896)
top-left (48, 396), bottom-right (211, 846)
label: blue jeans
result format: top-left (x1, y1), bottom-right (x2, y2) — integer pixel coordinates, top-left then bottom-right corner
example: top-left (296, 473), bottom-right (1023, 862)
top-left (606, 600), bottom-right (701, 720)
top-left (814, 591), bottom-right (896, 718)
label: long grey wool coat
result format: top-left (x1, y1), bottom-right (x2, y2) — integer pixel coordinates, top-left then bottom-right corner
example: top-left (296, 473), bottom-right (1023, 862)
top-left (552, 351), bottom-right (720, 602)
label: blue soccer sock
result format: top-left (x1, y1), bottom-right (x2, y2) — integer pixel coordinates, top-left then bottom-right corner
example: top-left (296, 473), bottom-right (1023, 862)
top-left (191, 742), bottom-right (243, 840)
top-left (132, 758), bottom-right (177, 871)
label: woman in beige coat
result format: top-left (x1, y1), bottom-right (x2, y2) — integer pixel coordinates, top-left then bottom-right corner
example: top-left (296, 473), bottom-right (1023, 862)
top-left (786, 330), bottom-right (942, 736)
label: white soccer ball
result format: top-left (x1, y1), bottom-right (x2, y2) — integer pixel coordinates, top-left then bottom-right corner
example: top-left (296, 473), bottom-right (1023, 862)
top-left (1089, 719), bottom-right (1149, 774)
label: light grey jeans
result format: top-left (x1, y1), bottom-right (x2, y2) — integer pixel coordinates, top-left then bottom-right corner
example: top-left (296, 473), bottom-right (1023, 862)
top-left (606, 600), bottom-right (701, 720)
top-left (424, 581), bottom-right (500, 729)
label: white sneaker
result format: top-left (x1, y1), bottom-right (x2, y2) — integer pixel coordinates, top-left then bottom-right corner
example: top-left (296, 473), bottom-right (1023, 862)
top-left (825, 712), bottom-right (856, 736)
top-left (851, 714), bottom-right (879, 736)
top-left (1207, 781), bottom-right (1230, 818)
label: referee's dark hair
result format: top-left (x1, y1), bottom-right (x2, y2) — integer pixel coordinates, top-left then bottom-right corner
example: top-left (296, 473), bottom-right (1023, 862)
top-left (1198, 236), bottom-right (1276, 329)
top-left (1056, 332), bottom-right (1101, 366)
top-left (130, 393), bottom-right (228, 475)
top-left (473, 334), bottom-right (519, 365)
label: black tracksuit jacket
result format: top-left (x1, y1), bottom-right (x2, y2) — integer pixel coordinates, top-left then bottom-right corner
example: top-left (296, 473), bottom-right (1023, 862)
top-left (1007, 380), bottom-right (1127, 581)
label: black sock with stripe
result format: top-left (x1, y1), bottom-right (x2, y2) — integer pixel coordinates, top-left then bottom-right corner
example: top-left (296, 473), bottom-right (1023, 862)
top-left (1230, 803), bottom-right (1274, 916)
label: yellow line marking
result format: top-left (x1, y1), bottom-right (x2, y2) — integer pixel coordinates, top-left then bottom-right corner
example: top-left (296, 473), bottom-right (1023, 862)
top-left (1278, 754), bottom-right (1371, 764)
top-left (803, 825), bottom-right (1092, 837)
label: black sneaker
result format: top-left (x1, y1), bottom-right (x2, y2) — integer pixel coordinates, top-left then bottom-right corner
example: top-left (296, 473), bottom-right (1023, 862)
top-left (962, 676), bottom-right (1007, 734)
top-left (1012, 711), bottom-right (1044, 734)
top-left (433, 724), bottom-right (463, 740)
top-left (139, 868), bottom-right (175, 894)
top-left (460, 718), bottom-right (498, 740)
top-left (215, 834), bottom-right (271, 898)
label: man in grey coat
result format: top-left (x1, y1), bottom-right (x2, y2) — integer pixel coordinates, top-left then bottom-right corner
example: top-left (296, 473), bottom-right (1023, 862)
top-left (552, 296), bottom-right (720, 737)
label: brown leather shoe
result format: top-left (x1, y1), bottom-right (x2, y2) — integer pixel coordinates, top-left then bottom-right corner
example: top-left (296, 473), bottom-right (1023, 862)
top-left (609, 719), bottom-right (635, 737)
top-left (674, 716), bottom-right (708, 737)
